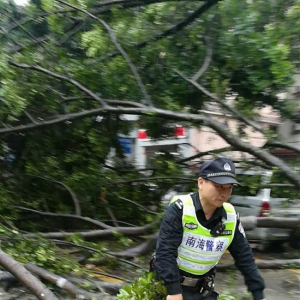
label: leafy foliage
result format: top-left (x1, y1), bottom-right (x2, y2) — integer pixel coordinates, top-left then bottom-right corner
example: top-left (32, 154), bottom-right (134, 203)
top-left (0, 226), bottom-right (83, 274)
top-left (117, 272), bottom-right (167, 300)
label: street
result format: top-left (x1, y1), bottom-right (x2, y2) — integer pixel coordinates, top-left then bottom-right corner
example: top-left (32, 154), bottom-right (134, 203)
top-left (216, 249), bottom-right (300, 299)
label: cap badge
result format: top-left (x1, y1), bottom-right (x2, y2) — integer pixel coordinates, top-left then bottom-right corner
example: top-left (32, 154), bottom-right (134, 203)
top-left (224, 163), bottom-right (231, 171)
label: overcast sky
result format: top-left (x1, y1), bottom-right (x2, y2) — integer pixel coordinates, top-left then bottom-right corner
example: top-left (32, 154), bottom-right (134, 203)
top-left (14, 0), bottom-right (29, 6)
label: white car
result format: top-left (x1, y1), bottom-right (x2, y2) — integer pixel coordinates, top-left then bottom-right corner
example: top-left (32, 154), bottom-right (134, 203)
top-left (229, 169), bottom-right (300, 250)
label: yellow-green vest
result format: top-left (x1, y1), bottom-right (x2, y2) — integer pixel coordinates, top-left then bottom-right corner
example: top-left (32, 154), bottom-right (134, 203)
top-left (170, 194), bottom-right (237, 275)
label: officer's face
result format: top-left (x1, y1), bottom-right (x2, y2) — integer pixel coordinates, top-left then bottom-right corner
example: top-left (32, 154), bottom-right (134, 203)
top-left (198, 178), bottom-right (233, 208)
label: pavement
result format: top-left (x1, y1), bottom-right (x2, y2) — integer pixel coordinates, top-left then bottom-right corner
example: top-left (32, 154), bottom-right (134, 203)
top-left (216, 249), bottom-right (300, 300)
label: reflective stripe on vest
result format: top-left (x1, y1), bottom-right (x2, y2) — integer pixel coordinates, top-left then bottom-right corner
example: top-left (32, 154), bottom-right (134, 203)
top-left (171, 194), bottom-right (237, 275)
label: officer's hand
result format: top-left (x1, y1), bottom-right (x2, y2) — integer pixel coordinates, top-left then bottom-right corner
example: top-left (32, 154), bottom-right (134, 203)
top-left (166, 294), bottom-right (183, 300)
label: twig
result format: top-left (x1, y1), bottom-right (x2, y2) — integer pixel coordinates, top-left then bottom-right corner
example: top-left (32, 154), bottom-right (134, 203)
top-left (26, 174), bottom-right (81, 216)
top-left (96, 0), bottom-right (219, 63)
top-left (14, 207), bottom-right (112, 229)
top-left (112, 195), bottom-right (159, 215)
top-left (100, 188), bottom-right (119, 227)
top-left (8, 60), bottom-right (108, 107)
top-left (2, 9), bottom-right (50, 54)
top-left (23, 110), bottom-right (38, 124)
top-left (192, 36), bottom-right (213, 81)
top-left (7, 36), bottom-right (50, 54)
top-left (0, 10), bottom-right (75, 39)
top-left (56, 0), bottom-right (153, 106)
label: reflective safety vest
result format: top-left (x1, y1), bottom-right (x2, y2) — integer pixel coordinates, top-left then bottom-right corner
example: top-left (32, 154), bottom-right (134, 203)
top-left (170, 194), bottom-right (237, 275)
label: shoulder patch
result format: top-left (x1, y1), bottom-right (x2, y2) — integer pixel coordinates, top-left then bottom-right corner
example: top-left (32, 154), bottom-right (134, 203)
top-left (238, 222), bottom-right (246, 238)
top-left (174, 199), bottom-right (183, 210)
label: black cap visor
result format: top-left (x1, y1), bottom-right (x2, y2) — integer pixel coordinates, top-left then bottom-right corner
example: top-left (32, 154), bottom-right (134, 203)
top-left (208, 176), bottom-right (240, 186)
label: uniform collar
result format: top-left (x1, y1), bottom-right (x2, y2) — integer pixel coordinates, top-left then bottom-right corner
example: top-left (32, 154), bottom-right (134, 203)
top-left (193, 192), bottom-right (227, 220)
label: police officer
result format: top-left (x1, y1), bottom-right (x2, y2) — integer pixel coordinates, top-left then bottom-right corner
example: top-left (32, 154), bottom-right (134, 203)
top-left (155, 158), bottom-right (266, 300)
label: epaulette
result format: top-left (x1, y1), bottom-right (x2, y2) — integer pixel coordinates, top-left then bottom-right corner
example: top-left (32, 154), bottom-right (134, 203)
top-left (174, 199), bottom-right (183, 210)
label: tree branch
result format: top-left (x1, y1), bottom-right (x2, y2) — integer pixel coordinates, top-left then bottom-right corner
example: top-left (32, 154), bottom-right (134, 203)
top-left (61, 96), bottom-right (146, 108)
top-left (22, 221), bottom-right (158, 239)
top-left (264, 140), bottom-right (300, 156)
top-left (109, 232), bottom-right (159, 258)
top-left (1, 104), bottom-right (300, 187)
top-left (175, 69), bottom-right (264, 132)
top-left (8, 60), bottom-right (108, 107)
top-left (113, 176), bottom-right (194, 185)
top-left (93, 0), bottom-right (203, 9)
top-left (24, 263), bottom-right (98, 299)
top-left (15, 207), bottom-right (112, 229)
top-left (2, 0), bottom-right (203, 39)
top-left (177, 146), bottom-right (233, 164)
top-left (0, 251), bottom-right (59, 300)
top-left (56, 0), bottom-right (153, 106)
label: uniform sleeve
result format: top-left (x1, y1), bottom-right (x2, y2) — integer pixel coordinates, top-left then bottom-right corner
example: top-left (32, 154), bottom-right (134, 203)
top-left (155, 201), bottom-right (183, 295)
top-left (228, 216), bottom-right (265, 300)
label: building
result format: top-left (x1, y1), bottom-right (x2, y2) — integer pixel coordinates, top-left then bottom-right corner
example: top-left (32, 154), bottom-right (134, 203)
top-left (189, 102), bottom-right (281, 164)
top-left (189, 73), bottom-right (300, 165)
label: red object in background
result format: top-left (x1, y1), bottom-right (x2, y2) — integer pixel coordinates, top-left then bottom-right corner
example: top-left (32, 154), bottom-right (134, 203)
top-left (138, 129), bottom-right (148, 139)
top-left (138, 126), bottom-right (185, 139)
top-left (174, 125), bottom-right (185, 137)
top-left (259, 201), bottom-right (270, 217)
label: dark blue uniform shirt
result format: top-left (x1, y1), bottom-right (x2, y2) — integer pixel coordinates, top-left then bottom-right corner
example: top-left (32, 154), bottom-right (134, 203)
top-left (155, 192), bottom-right (265, 300)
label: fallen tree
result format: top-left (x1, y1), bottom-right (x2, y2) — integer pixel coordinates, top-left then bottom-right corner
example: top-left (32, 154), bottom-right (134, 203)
top-left (13, 215), bottom-right (299, 241)
top-left (1, 0), bottom-right (300, 298)
top-left (217, 259), bottom-right (300, 271)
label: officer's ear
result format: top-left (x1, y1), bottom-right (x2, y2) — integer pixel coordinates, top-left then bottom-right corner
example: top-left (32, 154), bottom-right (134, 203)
top-left (198, 177), bottom-right (204, 190)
